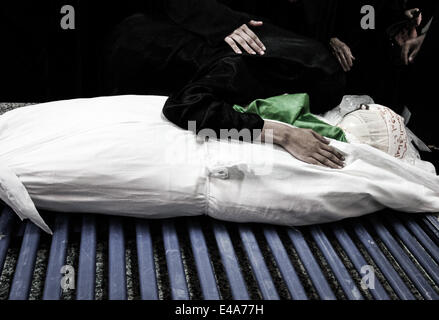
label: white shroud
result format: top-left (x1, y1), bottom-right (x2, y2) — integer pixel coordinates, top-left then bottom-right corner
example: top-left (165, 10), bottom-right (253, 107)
top-left (0, 95), bottom-right (438, 233)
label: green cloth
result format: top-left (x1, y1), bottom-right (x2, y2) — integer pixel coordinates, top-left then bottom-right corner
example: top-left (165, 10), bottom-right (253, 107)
top-left (233, 93), bottom-right (347, 142)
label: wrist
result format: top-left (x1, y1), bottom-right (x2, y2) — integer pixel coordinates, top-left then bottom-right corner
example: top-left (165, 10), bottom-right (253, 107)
top-left (262, 120), bottom-right (290, 146)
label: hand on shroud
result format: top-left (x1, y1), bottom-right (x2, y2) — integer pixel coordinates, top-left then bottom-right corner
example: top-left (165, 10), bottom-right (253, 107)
top-left (225, 21), bottom-right (266, 55)
top-left (261, 120), bottom-right (346, 170)
top-left (329, 37), bottom-right (355, 72)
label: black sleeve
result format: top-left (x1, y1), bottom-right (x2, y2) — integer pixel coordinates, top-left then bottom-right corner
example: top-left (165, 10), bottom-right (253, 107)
top-left (406, 0), bottom-right (437, 21)
top-left (419, 3), bottom-right (438, 57)
top-left (330, 1), bottom-right (363, 46)
top-left (332, 1), bottom-right (405, 49)
top-left (303, 0), bottom-right (339, 43)
top-left (163, 0), bottom-right (251, 46)
top-left (162, 56), bottom-right (265, 140)
top-left (378, 0), bottom-right (406, 29)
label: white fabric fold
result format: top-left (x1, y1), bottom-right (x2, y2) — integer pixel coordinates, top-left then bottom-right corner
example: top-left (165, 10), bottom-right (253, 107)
top-left (0, 165), bottom-right (52, 234)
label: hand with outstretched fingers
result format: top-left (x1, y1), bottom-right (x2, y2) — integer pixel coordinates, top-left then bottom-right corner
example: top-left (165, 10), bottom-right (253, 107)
top-left (225, 20), bottom-right (266, 55)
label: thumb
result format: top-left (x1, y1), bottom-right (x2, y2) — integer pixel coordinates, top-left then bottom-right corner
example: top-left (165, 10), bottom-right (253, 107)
top-left (401, 44), bottom-right (410, 65)
top-left (409, 47), bottom-right (419, 63)
top-left (417, 13), bottom-right (423, 26)
top-left (409, 27), bottom-right (418, 39)
top-left (249, 20), bottom-right (263, 27)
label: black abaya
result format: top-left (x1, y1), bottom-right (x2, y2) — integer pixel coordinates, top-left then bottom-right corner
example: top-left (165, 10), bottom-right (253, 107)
top-left (104, 0), bottom-right (251, 95)
top-left (163, 23), bottom-right (345, 138)
top-left (104, 0), bottom-right (345, 137)
top-left (401, 3), bottom-right (439, 145)
top-left (329, 0), bottom-right (407, 111)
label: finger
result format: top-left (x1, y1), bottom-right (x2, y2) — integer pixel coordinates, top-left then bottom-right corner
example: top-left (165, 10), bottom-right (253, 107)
top-left (344, 45), bottom-right (355, 58)
top-left (240, 25), bottom-right (264, 54)
top-left (231, 33), bottom-right (256, 55)
top-left (318, 148), bottom-right (345, 167)
top-left (305, 157), bottom-right (326, 168)
top-left (334, 54), bottom-right (346, 72)
top-left (224, 36), bottom-right (242, 54)
top-left (312, 153), bottom-right (341, 169)
top-left (321, 143), bottom-right (346, 161)
top-left (409, 47), bottom-right (420, 63)
top-left (343, 47), bottom-right (354, 67)
top-left (249, 20), bottom-right (263, 27)
top-left (311, 131), bottom-right (330, 144)
top-left (338, 49), bottom-right (351, 70)
top-left (335, 51), bottom-right (349, 72)
top-left (242, 24), bottom-right (266, 52)
top-left (401, 44), bottom-right (410, 65)
top-left (406, 8), bottom-right (418, 18)
top-left (343, 49), bottom-right (353, 68)
top-left (412, 8), bottom-right (419, 17)
top-left (409, 26), bottom-right (418, 39)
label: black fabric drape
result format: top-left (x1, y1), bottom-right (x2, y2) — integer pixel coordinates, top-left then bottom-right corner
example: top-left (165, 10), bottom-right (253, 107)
top-left (221, 0), bottom-right (339, 43)
top-left (104, 13), bottom-right (220, 95)
top-left (401, 2), bottom-right (439, 145)
top-left (0, 2), bottom-right (50, 101)
top-left (327, 0), bottom-right (408, 111)
top-left (104, 0), bottom-right (256, 95)
top-left (153, 0), bottom-right (251, 45)
top-left (301, 0), bottom-right (339, 42)
top-left (163, 23), bottom-right (345, 138)
top-left (406, 0), bottom-right (437, 26)
top-left (332, 0), bottom-right (405, 51)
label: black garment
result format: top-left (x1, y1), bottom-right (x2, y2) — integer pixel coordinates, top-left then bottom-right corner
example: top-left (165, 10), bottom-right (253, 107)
top-left (105, 1), bottom-right (345, 137)
top-left (163, 23), bottom-right (345, 138)
top-left (400, 2), bottom-right (439, 145)
top-left (236, 1), bottom-right (407, 110)
top-left (225, 0), bottom-right (339, 43)
top-left (158, 0), bottom-right (251, 46)
top-left (332, 0), bottom-right (405, 48)
top-left (0, 2), bottom-right (49, 101)
top-left (104, 0), bottom-right (251, 95)
top-left (330, 0), bottom-right (406, 111)
top-left (406, 0), bottom-right (437, 26)
top-left (104, 13), bottom-right (219, 95)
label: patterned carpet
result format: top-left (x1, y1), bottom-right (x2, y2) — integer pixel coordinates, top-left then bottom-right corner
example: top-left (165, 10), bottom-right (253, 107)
top-left (0, 103), bottom-right (33, 115)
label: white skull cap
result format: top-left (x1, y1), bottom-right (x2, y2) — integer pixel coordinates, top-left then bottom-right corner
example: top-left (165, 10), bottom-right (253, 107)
top-left (338, 104), bottom-right (408, 159)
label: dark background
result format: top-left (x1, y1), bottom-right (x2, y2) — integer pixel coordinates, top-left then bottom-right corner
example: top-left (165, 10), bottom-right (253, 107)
top-left (0, 0), bottom-right (281, 102)
top-left (0, 1), bottom-right (156, 102)
top-left (1, 1), bottom-right (434, 103)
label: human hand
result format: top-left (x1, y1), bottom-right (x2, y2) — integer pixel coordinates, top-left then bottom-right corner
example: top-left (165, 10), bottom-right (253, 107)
top-left (224, 20), bottom-right (266, 55)
top-left (262, 121), bottom-right (345, 169)
top-left (401, 34), bottom-right (426, 65)
top-left (405, 8), bottom-right (422, 24)
top-left (394, 8), bottom-right (422, 46)
top-left (329, 37), bottom-right (355, 72)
